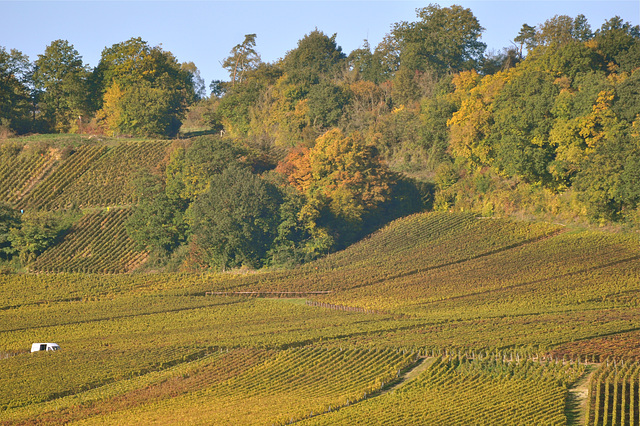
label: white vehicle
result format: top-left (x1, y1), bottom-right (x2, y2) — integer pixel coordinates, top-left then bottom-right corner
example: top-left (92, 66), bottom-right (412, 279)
top-left (31, 343), bottom-right (60, 352)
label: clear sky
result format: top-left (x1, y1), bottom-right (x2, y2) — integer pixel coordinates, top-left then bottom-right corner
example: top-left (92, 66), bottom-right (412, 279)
top-left (2, 1), bottom-right (639, 94)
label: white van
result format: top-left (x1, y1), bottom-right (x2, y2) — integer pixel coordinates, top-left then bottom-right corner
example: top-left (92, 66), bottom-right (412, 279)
top-left (31, 343), bottom-right (60, 352)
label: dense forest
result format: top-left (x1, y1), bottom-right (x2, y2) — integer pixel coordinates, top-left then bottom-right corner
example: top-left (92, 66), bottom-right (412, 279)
top-left (1, 5), bottom-right (639, 271)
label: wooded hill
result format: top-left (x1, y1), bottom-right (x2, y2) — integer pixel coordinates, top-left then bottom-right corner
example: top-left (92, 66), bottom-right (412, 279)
top-left (1, 7), bottom-right (639, 239)
top-left (1, 7), bottom-right (639, 273)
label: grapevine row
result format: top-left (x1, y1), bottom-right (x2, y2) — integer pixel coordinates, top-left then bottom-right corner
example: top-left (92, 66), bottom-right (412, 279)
top-left (31, 208), bottom-right (147, 273)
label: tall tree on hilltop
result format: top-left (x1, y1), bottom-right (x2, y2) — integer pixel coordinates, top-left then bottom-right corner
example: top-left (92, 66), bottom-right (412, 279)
top-left (393, 4), bottom-right (486, 76)
top-left (534, 14), bottom-right (593, 47)
top-left (390, 4), bottom-right (485, 103)
top-left (33, 40), bottom-right (90, 133)
top-left (94, 37), bottom-right (195, 137)
top-left (0, 46), bottom-right (32, 134)
top-left (222, 34), bottom-right (261, 88)
top-left (593, 16), bottom-right (640, 72)
top-left (283, 30), bottom-right (346, 87)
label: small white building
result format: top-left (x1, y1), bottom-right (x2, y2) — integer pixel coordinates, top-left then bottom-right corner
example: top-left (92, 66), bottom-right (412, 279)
top-left (31, 343), bottom-right (60, 352)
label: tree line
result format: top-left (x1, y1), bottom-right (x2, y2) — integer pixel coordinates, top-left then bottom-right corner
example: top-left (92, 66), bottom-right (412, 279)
top-left (0, 37), bottom-right (201, 137)
top-left (1, 4), bottom-right (639, 270)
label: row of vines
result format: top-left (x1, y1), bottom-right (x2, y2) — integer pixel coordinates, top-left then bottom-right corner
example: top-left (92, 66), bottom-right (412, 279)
top-left (304, 355), bottom-right (585, 425)
top-left (30, 208), bottom-right (147, 273)
top-left (587, 361), bottom-right (640, 426)
top-left (0, 139), bottom-right (172, 210)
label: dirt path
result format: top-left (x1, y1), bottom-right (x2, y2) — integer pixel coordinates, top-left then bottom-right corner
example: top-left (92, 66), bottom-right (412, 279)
top-left (382, 357), bottom-right (435, 395)
top-left (566, 364), bottom-right (598, 426)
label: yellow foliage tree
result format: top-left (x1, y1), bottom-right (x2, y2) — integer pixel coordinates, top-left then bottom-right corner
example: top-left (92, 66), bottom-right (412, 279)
top-left (447, 69), bottom-right (510, 165)
top-left (95, 83), bottom-right (124, 136)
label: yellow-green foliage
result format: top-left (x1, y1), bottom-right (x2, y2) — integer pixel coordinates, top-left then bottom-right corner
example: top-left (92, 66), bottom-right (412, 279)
top-left (0, 143), bottom-right (57, 206)
top-left (46, 140), bottom-right (172, 208)
top-left (587, 361), bottom-right (640, 426)
top-left (22, 144), bottom-right (108, 209)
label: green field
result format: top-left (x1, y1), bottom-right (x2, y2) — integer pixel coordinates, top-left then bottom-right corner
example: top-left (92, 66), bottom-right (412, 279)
top-left (1, 211), bottom-right (639, 424)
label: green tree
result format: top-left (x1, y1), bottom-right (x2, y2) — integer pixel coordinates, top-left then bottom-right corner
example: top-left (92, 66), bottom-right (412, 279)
top-left (33, 40), bottom-right (90, 132)
top-left (393, 4), bottom-right (486, 77)
top-left (189, 165), bottom-right (280, 270)
top-left (222, 34), bottom-right (261, 88)
top-left (390, 4), bottom-right (485, 104)
top-left (490, 64), bottom-right (559, 186)
top-left (0, 46), bottom-right (33, 134)
top-left (283, 30), bottom-right (346, 87)
top-left (514, 24), bottom-right (537, 57)
top-left (165, 135), bottom-right (246, 203)
top-left (574, 119), bottom-right (640, 221)
top-left (111, 80), bottom-right (186, 137)
top-left (126, 173), bottom-right (187, 258)
top-left (593, 16), bottom-right (640, 72)
top-left (7, 212), bottom-right (61, 265)
top-left (534, 14), bottom-right (593, 46)
top-left (306, 80), bottom-right (350, 129)
top-left (0, 203), bottom-right (20, 259)
top-left (94, 38), bottom-right (195, 137)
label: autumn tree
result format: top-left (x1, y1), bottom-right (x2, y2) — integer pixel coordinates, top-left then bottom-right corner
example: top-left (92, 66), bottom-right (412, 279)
top-left (279, 128), bottom-right (395, 248)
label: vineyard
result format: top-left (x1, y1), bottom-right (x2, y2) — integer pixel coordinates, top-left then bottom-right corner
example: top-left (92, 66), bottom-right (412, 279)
top-left (0, 138), bottom-right (173, 210)
top-left (1, 167), bottom-right (640, 424)
top-left (0, 143), bottom-right (58, 206)
top-left (30, 208), bottom-right (147, 273)
top-left (303, 355), bottom-right (586, 425)
top-left (587, 361), bottom-right (640, 425)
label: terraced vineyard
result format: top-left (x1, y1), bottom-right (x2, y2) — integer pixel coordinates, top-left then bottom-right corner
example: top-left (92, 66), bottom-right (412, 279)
top-left (1, 210), bottom-right (639, 424)
top-left (46, 140), bottom-right (172, 208)
top-left (21, 144), bottom-right (108, 209)
top-left (30, 208), bottom-right (147, 273)
top-left (0, 138), bottom-right (172, 210)
top-left (0, 143), bottom-right (58, 206)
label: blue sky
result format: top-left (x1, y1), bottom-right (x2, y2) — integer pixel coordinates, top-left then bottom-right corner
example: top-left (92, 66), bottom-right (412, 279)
top-left (2, 1), bottom-right (639, 93)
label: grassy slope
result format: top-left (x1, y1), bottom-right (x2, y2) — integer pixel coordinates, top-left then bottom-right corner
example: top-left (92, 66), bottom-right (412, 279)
top-left (0, 211), bottom-right (639, 424)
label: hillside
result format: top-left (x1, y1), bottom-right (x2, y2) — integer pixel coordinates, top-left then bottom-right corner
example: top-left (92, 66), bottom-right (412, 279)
top-left (1, 211), bottom-right (639, 424)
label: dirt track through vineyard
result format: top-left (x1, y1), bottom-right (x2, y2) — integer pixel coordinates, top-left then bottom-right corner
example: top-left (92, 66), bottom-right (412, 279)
top-left (383, 356), bottom-right (435, 395)
top-left (566, 365), bottom-right (598, 426)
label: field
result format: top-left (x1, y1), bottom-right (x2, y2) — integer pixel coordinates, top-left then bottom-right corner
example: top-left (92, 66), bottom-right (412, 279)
top-left (1, 210), bottom-right (639, 424)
